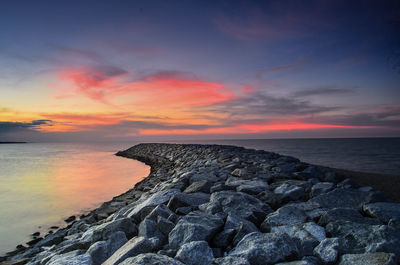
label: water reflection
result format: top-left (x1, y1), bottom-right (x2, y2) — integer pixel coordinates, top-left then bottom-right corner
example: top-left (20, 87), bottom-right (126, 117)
top-left (0, 143), bottom-right (149, 255)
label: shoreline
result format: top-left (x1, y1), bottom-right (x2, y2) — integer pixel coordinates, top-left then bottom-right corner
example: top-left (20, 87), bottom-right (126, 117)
top-left (2, 143), bottom-right (400, 264)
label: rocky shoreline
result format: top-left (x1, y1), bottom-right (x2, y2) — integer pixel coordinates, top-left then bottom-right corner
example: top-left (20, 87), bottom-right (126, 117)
top-left (2, 143), bottom-right (400, 265)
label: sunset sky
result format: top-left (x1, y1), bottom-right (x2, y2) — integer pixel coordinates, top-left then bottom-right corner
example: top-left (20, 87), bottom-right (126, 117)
top-left (1, 0), bottom-right (399, 141)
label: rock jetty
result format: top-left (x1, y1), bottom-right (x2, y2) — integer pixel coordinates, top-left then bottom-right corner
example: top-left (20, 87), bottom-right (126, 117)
top-left (2, 143), bottom-right (400, 265)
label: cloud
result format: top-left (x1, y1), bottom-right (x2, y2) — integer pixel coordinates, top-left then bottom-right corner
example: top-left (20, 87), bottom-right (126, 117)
top-left (54, 67), bottom-right (235, 107)
top-left (0, 120), bottom-right (53, 135)
top-left (292, 85), bottom-right (355, 97)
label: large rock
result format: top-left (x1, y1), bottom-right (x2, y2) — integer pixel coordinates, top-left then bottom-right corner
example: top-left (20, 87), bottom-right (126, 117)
top-left (313, 237), bottom-right (340, 264)
top-left (47, 250), bottom-right (91, 265)
top-left (103, 237), bottom-right (155, 265)
top-left (228, 232), bottom-right (299, 265)
top-left (175, 241), bottom-right (214, 265)
top-left (184, 180), bottom-right (214, 193)
top-left (138, 218), bottom-right (165, 243)
top-left (363, 202), bottom-right (400, 224)
top-left (318, 207), bottom-right (381, 226)
top-left (261, 205), bottom-right (307, 232)
top-left (124, 189), bottom-right (181, 221)
top-left (212, 256), bottom-right (250, 265)
top-left (310, 182), bottom-right (334, 197)
top-left (310, 188), bottom-right (380, 209)
top-left (200, 191), bottom-right (272, 224)
top-left (167, 192), bottom-right (210, 212)
top-left (325, 221), bottom-right (400, 257)
top-left (168, 211), bottom-right (223, 248)
top-left (273, 183), bottom-right (306, 202)
top-left (271, 222), bottom-right (325, 255)
top-left (119, 253), bottom-right (185, 265)
top-left (82, 217), bottom-right (137, 243)
top-left (338, 252), bottom-right (397, 265)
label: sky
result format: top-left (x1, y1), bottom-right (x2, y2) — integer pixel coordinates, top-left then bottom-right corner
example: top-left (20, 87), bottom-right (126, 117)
top-left (0, 0), bottom-right (399, 142)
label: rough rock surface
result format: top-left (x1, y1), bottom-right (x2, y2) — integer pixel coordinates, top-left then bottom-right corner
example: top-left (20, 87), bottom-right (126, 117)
top-left (3, 143), bottom-right (400, 265)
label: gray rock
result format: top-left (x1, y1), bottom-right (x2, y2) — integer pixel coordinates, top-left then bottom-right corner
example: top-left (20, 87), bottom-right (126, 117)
top-left (228, 232), bottom-right (299, 265)
top-left (175, 241), bottom-right (214, 265)
top-left (272, 222), bottom-right (325, 255)
top-left (210, 183), bottom-right (236, 193)
top-left (189, 173), bottom-right (218, 184)
top-left (318, 207), bottom-right (381, 226)
top-left (212, 228), bottom-right (235, 248)
top-left (223, 214), bottom-right (259, 246)
top-left (125, 189), bottom-right (181, 221)
top-left (212, 256), bottom-right (250, 265)
top-left (145, 204), bottom-right (175, 222)
top-left (256, 190), bottom-right (282, 209)
top-left (48, 250), bottom-right (91, 265)
top-left (34, 229), bottom-right (67, 248)
top-left (167, 192), bottom-right (210, 212)
top-left (138, 218), bottom-right (165, 243)
top-left (313, 237), bottom-right (340, 264)
top-left (310, 188), bottom-right (379, 209)
top-left (184, 180), bottom-right (213, 193)
top-left (103, 236), bottom-right (155, 265)
top-left (168, 211), bottom-right (223, 248)
top-left (200, 191), bottom-right (272, 224)
top-left (338, 252), bottom-right (397, 265)
top-left (310, 182), bottom-right (334, 197)
top-left (236, 180), bottom-right (269, 195)
top-left (274, 183), bottom-right (306, 202)
top-left (119, 253), bottom-right (185, 265)
top-left (363, 202), bottom-right (400, 224)
top-left (261, 205), bottom-right (307, 232)
top-left (326, 221), bottom-right (400, 257)
top-left (107, 231), bottom-right (128, 255)
top-left (275, 260), bottom-right (319, 265)
top-left (84, 217), bottom-right (137, 243)
top-left (87, 241), bottom-right (108, 265)
top-left (156, 216), bottom-right (175, 236)
top-left (232, 168), bottom-right (247, 177)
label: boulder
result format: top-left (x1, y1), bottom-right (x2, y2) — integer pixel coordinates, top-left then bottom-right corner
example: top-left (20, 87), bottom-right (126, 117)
top-left (212, 256), bottom-right (250, 265)
top-left (313, 237), bottom-right (340, 264)
top-left (228, 232), bottom-right (299, 265)
top-left (103, 237), bottom-right (155, 265)
top-left (168, 211), bottom-right (223, 248)
top-left (47, 250), bottom-right (91, 265)
top-left (318, 207), bottom-right (381, 226)
top-left (119, 253), bottom-right (185, 265)
top-left (83, 217), bottom-right (137, 243)
top-left (310, 188), bottom-right (380, 209)
top-left (363, 202), bottom-right (400, 224)
top-left (167, 192), bottom-right (210, 212)
top-left (175, 241), bottom-right (214, 265)
top-left (184, 180), bottom-right (213, 193)
top-left (338, 252), bottom-right (397, 265)
top-left (138, 218), bottom-right (165, 243)
top-left (274, 183), bottom-right (306, 202)
top-left (310, 182), bottom-right (334, 197)
top-left (261, 205), bottom-right (307, 232)
top-left (200, 191), bottom-right (272, 225)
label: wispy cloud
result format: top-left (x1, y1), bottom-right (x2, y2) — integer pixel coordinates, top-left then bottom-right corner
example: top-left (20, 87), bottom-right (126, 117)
top-left (292, 85), bottom-right (355, 97)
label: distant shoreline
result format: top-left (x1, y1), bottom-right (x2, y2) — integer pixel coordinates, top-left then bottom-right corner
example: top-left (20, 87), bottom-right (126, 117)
top-left (0, 142), bottom-right (27, 144)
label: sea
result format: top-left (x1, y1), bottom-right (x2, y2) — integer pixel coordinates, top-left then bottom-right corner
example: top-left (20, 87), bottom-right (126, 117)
top-left (0, 138), bottom-right (399, 255)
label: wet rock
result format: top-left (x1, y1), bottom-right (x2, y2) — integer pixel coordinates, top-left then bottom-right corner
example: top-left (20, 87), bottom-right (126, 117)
top-left (338, 252), bottom-right (397, 265)
top-left (119, 253), bottom-right (185, 265)
top-left (313, 237), bottom-right (340, 264)
top-left (228, 232), bottom-right (299, 265)
top-left (35, 229), bottom-right (67, 248)
top-left (65, 216), bottom-right (76, 223)
top-left (261, 205), bottom-right (307, 232)
top-left (103, 236), bottom-right (155, 265)
top-left (168, 211), bottom-right (223, 248)
top-left (175, 241), bottom-right (214, 265)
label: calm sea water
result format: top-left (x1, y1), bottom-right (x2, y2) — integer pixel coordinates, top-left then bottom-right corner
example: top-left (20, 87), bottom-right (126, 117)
top-left (1, 138), bottom-right (399, 255)
top-left (172, 138), bottom-right (400, 175)
top-left (0, 142), bottom-right (149, 256)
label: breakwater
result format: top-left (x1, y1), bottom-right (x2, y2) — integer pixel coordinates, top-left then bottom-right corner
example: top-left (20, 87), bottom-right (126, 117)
top-left (2, 143), bottom-right (400, 265)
